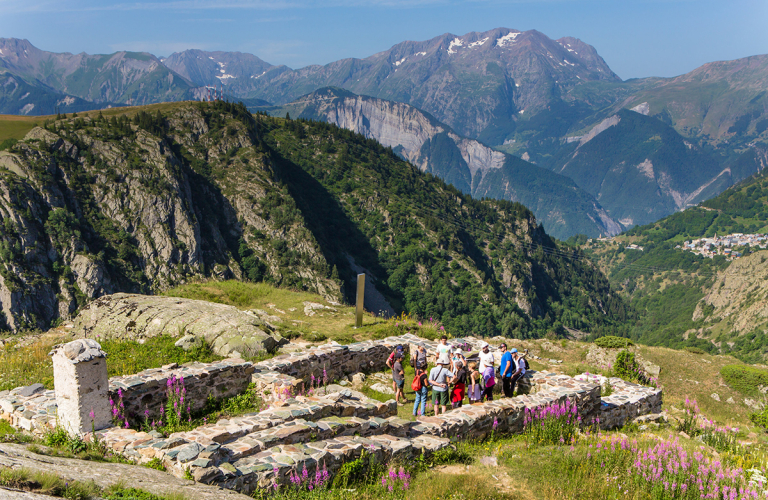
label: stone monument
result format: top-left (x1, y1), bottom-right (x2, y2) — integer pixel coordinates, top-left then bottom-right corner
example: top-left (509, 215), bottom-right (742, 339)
top-left (49, 339), bottom-right (111, 436)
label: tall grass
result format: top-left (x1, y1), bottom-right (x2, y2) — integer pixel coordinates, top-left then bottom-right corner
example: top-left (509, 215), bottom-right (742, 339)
top-left (0, 337), bottom-right (56, 391)
top-left (0, 335), bottom-right (224, 391)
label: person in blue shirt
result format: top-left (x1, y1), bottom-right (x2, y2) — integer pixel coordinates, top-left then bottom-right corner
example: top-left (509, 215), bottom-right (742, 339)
top-left (499, 343), bottom-right (515, 398)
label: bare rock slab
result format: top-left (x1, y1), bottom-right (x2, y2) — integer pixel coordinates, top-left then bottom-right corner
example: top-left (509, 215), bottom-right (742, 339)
top-left (73, 293), bottom-right (287, 356)
top-left (0, 443), bottom-right (252, 500)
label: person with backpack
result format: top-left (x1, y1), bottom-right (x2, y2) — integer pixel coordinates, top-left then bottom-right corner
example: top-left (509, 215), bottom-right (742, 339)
top-left (509, 348), bottom-right (527, 396)
top-left (412, 364), bottom-right (429, 416)
top-left (467, 362), bottom-right (482, 403)
top-left (429, 354), bottom-right (454, 415)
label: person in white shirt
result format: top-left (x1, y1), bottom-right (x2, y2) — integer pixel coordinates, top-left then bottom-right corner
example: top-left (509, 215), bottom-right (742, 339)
top-left (478, 342), bottom-right (495, 373)
top-left (435, 335), bottom-right (451, 363)
top-left (509, 348), bottom-right (527, 396)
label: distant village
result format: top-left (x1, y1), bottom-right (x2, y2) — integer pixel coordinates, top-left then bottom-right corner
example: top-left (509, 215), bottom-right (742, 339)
top-left (589, 233), bottom-right (768, 260)
top-left (678, 233), bottom-right (768, 259)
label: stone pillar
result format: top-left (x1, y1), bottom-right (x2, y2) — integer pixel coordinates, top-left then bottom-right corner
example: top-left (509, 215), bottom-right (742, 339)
top-left (49, 339), bottom-right (111, 436)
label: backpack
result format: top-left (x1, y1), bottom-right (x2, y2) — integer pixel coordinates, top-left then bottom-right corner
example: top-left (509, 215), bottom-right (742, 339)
top-left (524, 358), bottom-right (530, 370)
top-left (411, 370), bottom-right (423, 391)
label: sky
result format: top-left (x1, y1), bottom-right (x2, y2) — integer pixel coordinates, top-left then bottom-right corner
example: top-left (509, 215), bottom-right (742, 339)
top-left (0, 0), bottom-right (766, 80)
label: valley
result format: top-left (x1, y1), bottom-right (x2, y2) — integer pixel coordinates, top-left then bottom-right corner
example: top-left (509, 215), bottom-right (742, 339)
top-left (3, 29), bottom-right (767, 237)
top-left (1, 19), bottom-right (768, 499)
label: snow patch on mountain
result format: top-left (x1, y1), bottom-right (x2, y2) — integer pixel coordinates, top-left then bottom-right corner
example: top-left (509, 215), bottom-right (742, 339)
top-left (20, 103), bottom-right (34, 115)
top-left (415, 51), bottom-right (426, 56)
top-left (394, 57), bottom-right (407, 66)
top-left (447, 38), bottom-right (464, 54)
top-left (496, 32), bottom-right (520, 47)
top-left (468, 37), bottom-right (489, 48)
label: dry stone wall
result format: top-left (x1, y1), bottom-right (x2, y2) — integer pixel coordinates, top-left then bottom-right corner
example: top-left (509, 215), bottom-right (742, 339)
top-left (0, 334), bottom-right (664, 495)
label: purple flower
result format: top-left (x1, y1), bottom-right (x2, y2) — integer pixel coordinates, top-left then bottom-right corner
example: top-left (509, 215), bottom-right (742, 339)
top-left (89, 409), bottom-right (95, 421)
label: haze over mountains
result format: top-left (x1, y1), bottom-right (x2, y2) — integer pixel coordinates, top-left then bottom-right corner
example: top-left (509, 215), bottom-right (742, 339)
top-left (1, 28), bottom-right (767, 238)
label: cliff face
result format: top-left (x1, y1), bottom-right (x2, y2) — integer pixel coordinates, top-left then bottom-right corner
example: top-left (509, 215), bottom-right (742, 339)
top-left (0, 103), bottom-right (339, 330)
top-left (693, 250), bottom-right (768, 335)
top-left (285, 88), bottom-right (620, 239)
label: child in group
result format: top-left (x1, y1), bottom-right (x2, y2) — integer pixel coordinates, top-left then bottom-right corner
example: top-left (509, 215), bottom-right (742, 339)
top-left (481, 364), bottom-right (495, 402)
top-left (467, 361), bottom-right (482, 404)
top-left (451, 358), bottom-right (467, 408)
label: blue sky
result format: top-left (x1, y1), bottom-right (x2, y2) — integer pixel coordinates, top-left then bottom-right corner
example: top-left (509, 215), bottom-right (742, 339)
top-left (1, 0), bottom-right (766, 80)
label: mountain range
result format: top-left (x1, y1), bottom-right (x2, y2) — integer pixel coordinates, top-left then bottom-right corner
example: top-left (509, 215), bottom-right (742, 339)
top-left (1, 29), bottom-right (767, 237)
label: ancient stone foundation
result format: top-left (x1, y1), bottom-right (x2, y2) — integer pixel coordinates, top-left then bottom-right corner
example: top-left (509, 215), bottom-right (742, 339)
top-left (0, 334), bottom-right (663, 494)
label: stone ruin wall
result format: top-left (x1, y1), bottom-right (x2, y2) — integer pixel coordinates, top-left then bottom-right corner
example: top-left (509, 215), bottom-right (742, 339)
top-left (0, 333), bottom-right (663, 494)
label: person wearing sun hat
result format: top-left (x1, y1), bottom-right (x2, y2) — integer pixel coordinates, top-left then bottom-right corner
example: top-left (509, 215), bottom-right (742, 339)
top-left (478, 341), bottom-right (495, 373)
top-left (428, 353), bottom-right (454, 415)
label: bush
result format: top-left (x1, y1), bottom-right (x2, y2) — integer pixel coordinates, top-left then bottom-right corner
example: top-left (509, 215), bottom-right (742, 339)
top-left (594, 336), bottom-right (633, 349)
top-left (614, 349), bottom-right (640, 381)
top-left (332, 449), bottom-right (385, 488)
top-left (750, 408), bottom-right (768, 430)
top-left (684, 346), bottom-right (706, 355)
top-left (720, 364), bottom-right (768, 397)
top-left (301, 331), bottom-right (328, 342)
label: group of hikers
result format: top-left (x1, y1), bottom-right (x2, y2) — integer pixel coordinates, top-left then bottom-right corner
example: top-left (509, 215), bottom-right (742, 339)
top-left (385, 336), bottom-right (528, 416)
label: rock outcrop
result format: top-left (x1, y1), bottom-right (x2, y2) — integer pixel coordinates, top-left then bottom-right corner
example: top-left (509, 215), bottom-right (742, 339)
top-left (73, 293), bottom-right (287, 356)
top-left (286, 87), bottom-right (621, 239)
top-left (693, 250), bottom-right (768, 334)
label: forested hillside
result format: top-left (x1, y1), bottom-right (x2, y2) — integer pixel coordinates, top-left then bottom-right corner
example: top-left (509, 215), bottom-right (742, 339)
top-left (582, 170), bottom-right (768, 360)
top-left (0, 102), bottom-right (628, 337)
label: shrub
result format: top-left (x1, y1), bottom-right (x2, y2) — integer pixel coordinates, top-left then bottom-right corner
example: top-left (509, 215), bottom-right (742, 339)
top-left (684, 346), bottom-right (706, 355)
top-left (720, 364), bottom-right (768, 397)
top-left (331, 449), bottom-right (384, 488)
top-left (301, 331), bottom-right (328, 342)
top-left (614, 350), bottom-right (640, 381)
top-left (750, 407), bottom-right (768, 430)
top-left (594, 336), bottom-right (633, 349)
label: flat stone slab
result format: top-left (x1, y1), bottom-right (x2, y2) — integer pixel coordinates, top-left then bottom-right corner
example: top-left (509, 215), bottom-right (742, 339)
top-left (0, 443), bottom-right (252, 500)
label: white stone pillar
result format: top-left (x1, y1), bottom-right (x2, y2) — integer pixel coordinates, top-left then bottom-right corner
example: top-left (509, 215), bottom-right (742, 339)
top-left (50, 339), bottom-right (111, 436)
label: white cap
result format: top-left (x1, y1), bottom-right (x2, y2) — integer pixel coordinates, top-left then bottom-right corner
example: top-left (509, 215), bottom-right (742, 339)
top-left (480, 341), bottom-right (489, 349)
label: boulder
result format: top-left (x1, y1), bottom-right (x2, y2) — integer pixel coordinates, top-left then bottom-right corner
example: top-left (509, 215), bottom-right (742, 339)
top-left (350, 372), bottom-right (366, 386)
top-left (72, 293), bottom-right (287, 357)
top-left (370, 382), bottom-right (395, 395)
top-left (175, 334), bottom-right (204, 351)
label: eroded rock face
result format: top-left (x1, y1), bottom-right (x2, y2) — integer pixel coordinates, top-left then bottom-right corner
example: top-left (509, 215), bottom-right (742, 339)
top-left (694, 250), bottom-right (768, 333)
top-left (73, 293), bottom-right (287, 356)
